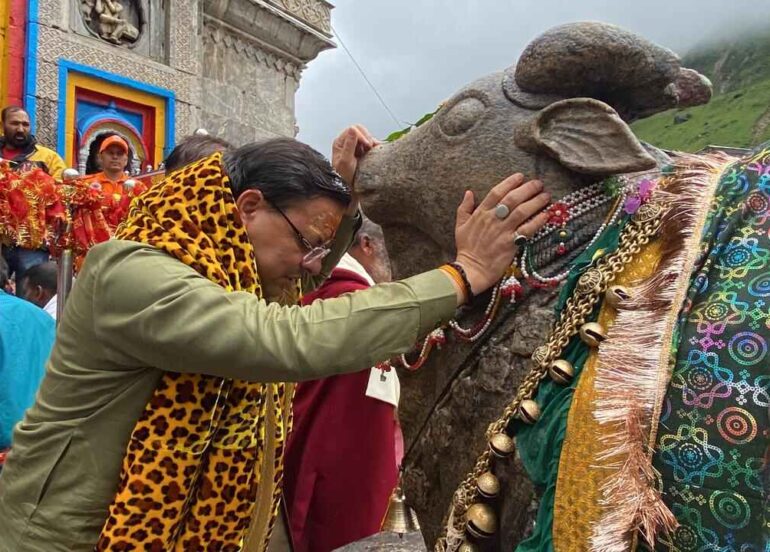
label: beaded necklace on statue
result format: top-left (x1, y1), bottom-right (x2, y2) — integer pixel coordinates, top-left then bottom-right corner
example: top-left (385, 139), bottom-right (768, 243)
top-left (395, 279), bottom-right (512, 371)
top-left (520, 177), bottom-right (629, 287)
top-left (382, 176), bottom-right (637, 373)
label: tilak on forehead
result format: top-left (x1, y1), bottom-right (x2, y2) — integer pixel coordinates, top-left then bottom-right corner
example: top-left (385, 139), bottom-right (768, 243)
top-left (308, 167), bottom-right (348, 242)
top-left (307, 210), bottom-right (343, 244)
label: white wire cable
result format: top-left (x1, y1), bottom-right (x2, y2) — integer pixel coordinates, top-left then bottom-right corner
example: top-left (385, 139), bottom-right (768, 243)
top-left (331, 24), bottom-right (406, 127)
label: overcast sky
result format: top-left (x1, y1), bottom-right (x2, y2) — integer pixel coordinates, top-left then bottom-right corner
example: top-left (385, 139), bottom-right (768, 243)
top-left (295, 0), bottom-right (768, 156)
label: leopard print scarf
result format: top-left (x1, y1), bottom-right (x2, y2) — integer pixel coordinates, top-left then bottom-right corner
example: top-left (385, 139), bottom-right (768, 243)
top-left (96, 153), bottom-right (293, 551)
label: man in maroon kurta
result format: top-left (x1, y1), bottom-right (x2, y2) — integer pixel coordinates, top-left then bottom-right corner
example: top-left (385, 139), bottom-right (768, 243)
top-left (283, 220), bottom-right (399, 552)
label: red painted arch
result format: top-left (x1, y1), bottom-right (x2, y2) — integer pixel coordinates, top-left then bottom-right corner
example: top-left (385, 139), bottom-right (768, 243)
top-left (73, 87), bottom-right (156, 165)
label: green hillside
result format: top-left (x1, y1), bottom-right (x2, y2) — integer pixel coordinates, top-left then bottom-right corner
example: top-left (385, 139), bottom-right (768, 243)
top-left (632, 29), bottom-right (770, 152)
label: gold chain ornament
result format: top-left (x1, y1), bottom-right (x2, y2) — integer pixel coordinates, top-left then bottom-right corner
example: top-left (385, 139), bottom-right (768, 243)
top-left (436, 200), bottom-right (667, 551)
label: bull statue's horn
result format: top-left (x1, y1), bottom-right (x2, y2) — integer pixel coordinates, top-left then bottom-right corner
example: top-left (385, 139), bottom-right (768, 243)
top-left (503, 21), bottom-right (711, 122)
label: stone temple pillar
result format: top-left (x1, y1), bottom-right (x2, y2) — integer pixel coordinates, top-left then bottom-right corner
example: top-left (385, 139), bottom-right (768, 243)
top-left (201, 0), bottom-right (335, 144)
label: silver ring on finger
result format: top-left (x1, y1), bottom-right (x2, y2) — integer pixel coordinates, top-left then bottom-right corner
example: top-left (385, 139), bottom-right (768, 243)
top-left (494, 203), bottom-right (510, 220)
top-left (513, 232), bottom-right (528, 247)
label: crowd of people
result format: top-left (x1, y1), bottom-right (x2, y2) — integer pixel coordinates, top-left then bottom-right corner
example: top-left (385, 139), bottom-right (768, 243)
top-left (0, 103), bottom-right (548, 551)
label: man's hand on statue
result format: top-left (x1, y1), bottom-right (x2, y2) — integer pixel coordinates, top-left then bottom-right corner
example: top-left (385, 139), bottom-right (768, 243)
top-left (331, 125), bottom-right (377, 215)
top-left (452, 174), bottom-right (550, 301)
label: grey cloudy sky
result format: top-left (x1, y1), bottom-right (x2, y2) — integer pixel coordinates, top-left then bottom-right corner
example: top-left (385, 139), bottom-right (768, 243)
top-left (295, 0), bottom-right (768, 156)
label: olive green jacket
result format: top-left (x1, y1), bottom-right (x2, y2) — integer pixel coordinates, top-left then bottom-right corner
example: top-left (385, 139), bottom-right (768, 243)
top-left (0, 217), bottom-right (456, 551)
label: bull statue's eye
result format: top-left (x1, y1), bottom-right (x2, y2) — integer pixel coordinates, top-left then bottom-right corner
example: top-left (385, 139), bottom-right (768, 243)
top-left (437, 93), bottom-right (488, 138)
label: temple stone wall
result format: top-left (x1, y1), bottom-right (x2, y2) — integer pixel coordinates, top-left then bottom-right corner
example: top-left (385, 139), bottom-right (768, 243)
top-left (200, 18), bottom-right (302, 143)
top-left (34, 0), bottom-right (200, 148)
top-left (200, 0), bottom-right (334, 144)
top-left (32, 0), bottom-right (333, 154)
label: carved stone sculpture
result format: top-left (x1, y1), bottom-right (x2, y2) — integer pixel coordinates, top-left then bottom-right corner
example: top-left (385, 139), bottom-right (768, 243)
top-left (358, 22), bottom-right (766, 552)
top-left (81, 0), bottom-right (140, 45)
top-left (81, 0), bottom-right (96, 23)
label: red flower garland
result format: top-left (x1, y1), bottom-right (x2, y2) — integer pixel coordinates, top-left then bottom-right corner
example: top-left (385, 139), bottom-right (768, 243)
top-left (0, 162), bottom-right (153, 271)
top-left (0, 164), bottom-right (59, 249)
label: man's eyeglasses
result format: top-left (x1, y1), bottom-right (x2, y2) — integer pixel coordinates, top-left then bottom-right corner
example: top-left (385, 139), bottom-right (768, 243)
top-left (272, 204), bottom-right (332, 265)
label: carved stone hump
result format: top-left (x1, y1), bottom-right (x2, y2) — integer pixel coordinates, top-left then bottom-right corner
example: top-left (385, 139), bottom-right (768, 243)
top-left (514, 22), bottom-right (680, 95)
top-left (504, 21), bottom-right (712, 121)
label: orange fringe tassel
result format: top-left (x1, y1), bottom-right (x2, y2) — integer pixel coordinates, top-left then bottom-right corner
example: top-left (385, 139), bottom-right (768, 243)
top-left (590, 154), bottom-right (733, 551)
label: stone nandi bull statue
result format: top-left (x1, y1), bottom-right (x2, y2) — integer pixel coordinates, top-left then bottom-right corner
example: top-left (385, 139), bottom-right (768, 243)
top-left (357, 22), bottom-right (768, 551)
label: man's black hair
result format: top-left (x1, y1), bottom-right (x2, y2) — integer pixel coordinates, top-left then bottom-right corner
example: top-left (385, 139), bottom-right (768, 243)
top-left (223, 138), bottom-right (351, 209)
top-left (20, 261), bottom-right (58, 293)
top-left (0, 255), bottom-right (8, 289)
top-left (165, 134), bottom-right (233, 174)
top-left (1, 106), bottom-right (27, 123)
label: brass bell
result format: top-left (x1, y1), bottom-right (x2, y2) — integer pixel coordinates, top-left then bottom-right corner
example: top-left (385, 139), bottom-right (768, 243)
top-left (605, 285), bottom-right (631, 308)
top-left (476, 471), bottom-right (501, 499)
top-left (518, 399), bottom-right (541, 424)
top-left (381, 479), bottom-right (420, 534)
top-left (465, 502), bottom-right (498, 539)
top-left (548, 359), bottom-right (575, 385)
top-left (488, 432), bottom-right (515, 458)
top-left (458, 541), bottom-right (480, 552)
top-left (633, 201), bottom-right (664, 224)
top-left (579, 322), bottom-right (608, 348)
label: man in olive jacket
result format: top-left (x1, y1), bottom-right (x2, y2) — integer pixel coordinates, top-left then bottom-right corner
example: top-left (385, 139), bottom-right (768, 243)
top-left (0, 125), bottom-right (550, 551)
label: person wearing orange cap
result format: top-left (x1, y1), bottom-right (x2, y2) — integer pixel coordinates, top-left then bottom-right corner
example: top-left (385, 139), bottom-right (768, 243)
top-left (92, 134), bottom-right (131, 197)
top-left (87, 134), bottom-right (146, 232)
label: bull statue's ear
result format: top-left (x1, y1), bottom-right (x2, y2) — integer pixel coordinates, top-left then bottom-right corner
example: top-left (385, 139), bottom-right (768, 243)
top-left (514, 98), bottom-right (656, 175)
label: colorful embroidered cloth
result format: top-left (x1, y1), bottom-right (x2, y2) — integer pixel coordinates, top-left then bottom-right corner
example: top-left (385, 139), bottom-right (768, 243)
top-left (514, 207), bottom-right (627, 552)
top-left (653, 149), bottom-right (770, 549)
top-left (515, 151), bottom-right (769, 550)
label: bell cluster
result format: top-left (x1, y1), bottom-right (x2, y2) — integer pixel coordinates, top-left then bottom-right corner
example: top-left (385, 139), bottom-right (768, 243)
top-left (459, 283), bottom-right (633, 548)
